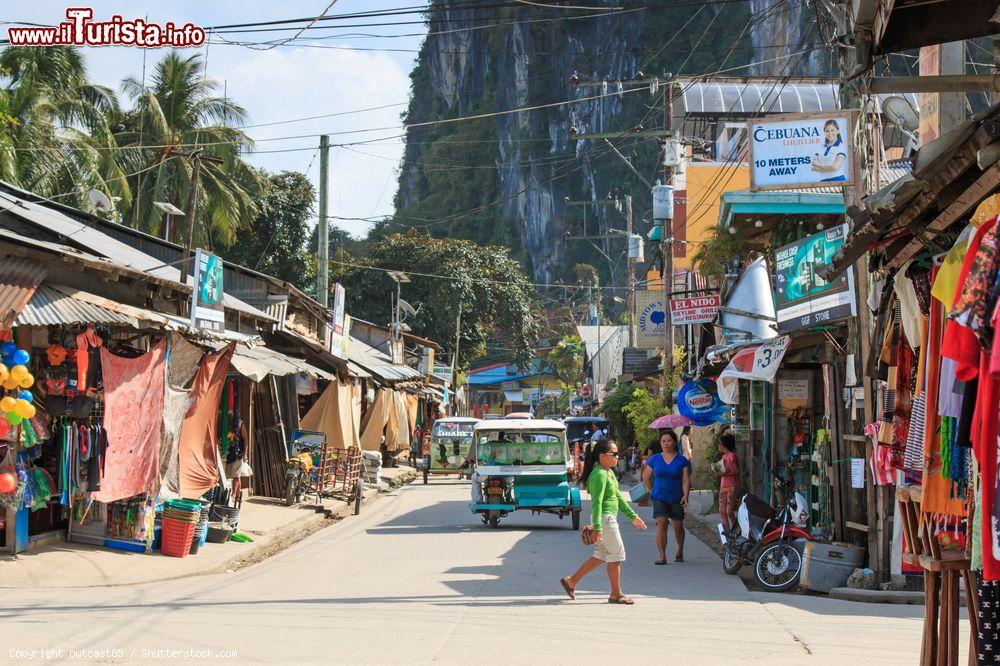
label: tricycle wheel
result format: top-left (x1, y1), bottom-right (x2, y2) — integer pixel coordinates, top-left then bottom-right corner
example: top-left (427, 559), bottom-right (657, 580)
top-left (423, 469), bottom-right (428, 484)
top-left (488, 512), bottom-right (501, 529)
top-left (353, 479), bottom-right (363, 516)
top-left (284, 478), bottom-right (296, 507)
top-left (571, 509), bottom-right (581, 531)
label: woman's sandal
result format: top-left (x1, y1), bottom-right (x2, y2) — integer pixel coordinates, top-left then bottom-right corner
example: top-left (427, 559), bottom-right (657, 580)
top-left (560, 577), bottom-right (576, 600)
top-left (608, 595), bottom-right (635, 605)
top-left (675, 555), bottom-right (684, 562)
top-left (654, 559), bottom-right (667, 565)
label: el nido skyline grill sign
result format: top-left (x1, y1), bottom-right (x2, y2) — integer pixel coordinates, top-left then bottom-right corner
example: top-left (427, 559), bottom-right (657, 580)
top-left (748, 111), bottom-right (858, 191)
top-left (773, 224), bottom-right (856, 334)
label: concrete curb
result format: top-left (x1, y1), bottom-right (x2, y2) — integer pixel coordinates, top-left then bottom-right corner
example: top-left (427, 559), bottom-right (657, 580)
top-left (828, 587), bottom-right (951, 606)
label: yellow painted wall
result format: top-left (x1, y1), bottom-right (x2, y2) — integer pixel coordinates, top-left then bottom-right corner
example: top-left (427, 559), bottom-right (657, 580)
top-left (673, 163), bottom-right (751, 271)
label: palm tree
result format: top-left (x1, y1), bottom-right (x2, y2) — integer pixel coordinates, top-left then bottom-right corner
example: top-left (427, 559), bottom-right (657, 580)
top-left (117, 51), bottom-right (259, 245)
top-left (0, 46), bottom-right (125, 212)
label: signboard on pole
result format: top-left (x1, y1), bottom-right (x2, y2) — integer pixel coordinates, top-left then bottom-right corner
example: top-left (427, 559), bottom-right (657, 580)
top-left (773, 224), bottom-right (856, 334)
top-left (190, 248), bottom-right (224, 332)
top-left (634, 290), bottom-right (666, 349)
top-left (748, 111), bottom-right (858, 191)
top-left (669, 295), bottom-right (720, 325)
top-left (329, 283), bottom-right (348, 358)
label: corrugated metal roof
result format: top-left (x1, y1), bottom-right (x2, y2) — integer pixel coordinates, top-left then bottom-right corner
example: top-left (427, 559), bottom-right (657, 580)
top-left (679, 82), bottom-right (920, 116)
top-left (0, 192), bottom-right (273, 321)
top-left (0, 256), bottom-right (47, 328)
top-left (347, 336), bottom-right (422, 382)
top-left (16, 285), bottom-right (136, 327)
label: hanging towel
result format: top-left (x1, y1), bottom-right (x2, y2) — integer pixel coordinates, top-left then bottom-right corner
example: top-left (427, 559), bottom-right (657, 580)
top-left (177, 345), bottom-right (234, 499)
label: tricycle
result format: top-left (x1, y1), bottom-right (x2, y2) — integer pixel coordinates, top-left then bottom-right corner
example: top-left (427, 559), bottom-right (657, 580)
top-left (468, 418), bottom-right (581, 530)
top-left (423, 417), bottom-right (478, 484)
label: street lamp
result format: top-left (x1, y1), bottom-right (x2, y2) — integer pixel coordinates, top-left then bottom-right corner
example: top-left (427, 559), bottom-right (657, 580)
top-left (153, 201), bottom-right (184, 242)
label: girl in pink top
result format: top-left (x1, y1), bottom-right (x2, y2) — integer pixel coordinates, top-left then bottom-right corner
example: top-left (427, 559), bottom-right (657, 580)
top-left (717, 433), bottom-right (739, 533)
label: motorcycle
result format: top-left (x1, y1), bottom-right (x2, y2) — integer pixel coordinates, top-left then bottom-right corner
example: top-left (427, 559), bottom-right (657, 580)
top-left (718, 471), bottom-right (812, 592)
top-left (284, 450), bottom-right (315, 507)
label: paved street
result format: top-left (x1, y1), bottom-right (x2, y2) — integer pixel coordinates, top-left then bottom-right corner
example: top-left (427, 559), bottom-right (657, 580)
top-left (4, 481), bottom-right (956, 664)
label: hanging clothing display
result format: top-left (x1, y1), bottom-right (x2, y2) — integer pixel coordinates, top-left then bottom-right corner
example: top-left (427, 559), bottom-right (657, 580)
top-left (75, 327), bottom-right (103, 392)
top-left (91, 340), bottom-right (165, 503)
top-left (177, 345), bottom-right (234, 499)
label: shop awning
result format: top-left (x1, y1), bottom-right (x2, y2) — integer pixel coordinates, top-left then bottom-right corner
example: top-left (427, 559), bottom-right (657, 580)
top-left (228, 344), bottom-right (336, 383)
top-left (346, 337), bottom-right (422, 383)
top-left (823, 103), bottom-right (1000, 280)
top-left (0, 256), bottom-right (47, 328)
top-left (504, 390), bottom-right (523, 403)
top-left (16, 284), bottom-right (150, 327)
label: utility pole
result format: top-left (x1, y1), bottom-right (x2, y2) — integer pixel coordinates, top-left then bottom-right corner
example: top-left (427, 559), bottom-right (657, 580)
top-left (179, 149), bottom-right (222, 282)
top-left (625, 195), bottom-right (635, 347)
top-left (317, 135), bottom-right (330, 307)
top-left (452, 304), bottom-right (462, 414)
top-left (662, 86), bottom-right (676, 406)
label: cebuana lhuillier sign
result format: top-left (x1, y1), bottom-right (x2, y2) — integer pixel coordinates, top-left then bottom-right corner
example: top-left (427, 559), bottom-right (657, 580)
top-left (748, 111), bottom-right (856, 191)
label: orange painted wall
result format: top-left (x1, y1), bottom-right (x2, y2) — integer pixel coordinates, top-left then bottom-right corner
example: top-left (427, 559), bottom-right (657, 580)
top-left (672, 163), bottom-right (750, 271)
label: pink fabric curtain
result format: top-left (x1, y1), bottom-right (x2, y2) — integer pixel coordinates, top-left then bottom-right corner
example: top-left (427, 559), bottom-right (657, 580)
top-left (178, 345), bottom-right (234, 499)
top-left (92, 340), bottom-right (166, 503)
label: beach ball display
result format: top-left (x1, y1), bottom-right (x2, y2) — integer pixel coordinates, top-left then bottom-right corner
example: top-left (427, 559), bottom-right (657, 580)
top-left (12, 349), bottom-right (29, 366)
top-left (19, 374), bottom-right (33, 389)
top-left (0, 471), bottom-right (16, 494)
top-left (17, 390), bottom-right (31, 404)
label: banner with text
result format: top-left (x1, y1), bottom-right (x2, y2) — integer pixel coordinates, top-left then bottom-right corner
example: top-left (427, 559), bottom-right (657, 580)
top-left (774, 224), bottom-right (856, 334)
top-left (329, 283), bottom-right (347, 358)
top-left (749, 112), bottom-right (855, 190)
top-left (670, 295), bottom-right (720, 325)
top-left (718, 336), bottom-right (790, 404)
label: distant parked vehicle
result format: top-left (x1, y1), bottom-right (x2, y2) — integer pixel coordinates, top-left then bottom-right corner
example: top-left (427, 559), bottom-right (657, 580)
top-left (422, 417), bottom-right (479, 484)
top-left (504, 412), bottom-right (533, 419)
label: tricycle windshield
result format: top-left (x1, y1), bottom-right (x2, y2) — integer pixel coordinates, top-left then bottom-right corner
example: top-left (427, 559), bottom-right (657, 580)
top-left (565, 419), bottom-right (608, 442)
top-left (475, 433), bottom-right (565, 466)
top-left (432, 421), bottom-right (475, 442)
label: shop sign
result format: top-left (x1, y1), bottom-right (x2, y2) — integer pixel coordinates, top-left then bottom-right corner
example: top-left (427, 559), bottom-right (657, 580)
top-left (748, 111), bottom-right (857, 191)
top-left (432, 364), bottom-right (453, 382)
top-left (190, 248), bottom-right (224, 332)
top-left (778, 378), bottom-right (809, 401)
top-left (774, 224), bottom-right (857, 333)
top-left (717, 336), bottom-right (791, 404)
top-left (634, 290), bottom-right (666, 349)
top-left (329, 283), bottom-right (348, 358)
top-left (677, 379), bottom-right (730, 426)
top-left (670, 295), bottom-right (720, 325)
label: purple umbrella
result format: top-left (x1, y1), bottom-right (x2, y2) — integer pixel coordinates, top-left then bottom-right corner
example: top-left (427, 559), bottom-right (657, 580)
top-left (647, 414), bottom-right (694, 430)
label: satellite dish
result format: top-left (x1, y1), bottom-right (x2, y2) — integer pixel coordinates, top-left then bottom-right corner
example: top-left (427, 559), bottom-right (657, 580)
top-left (398, 299), bottom-right (419, 318)
top-left (882, 96), bottom-right (919, 133)
top-left (87, 189), bottom-right (114, 213)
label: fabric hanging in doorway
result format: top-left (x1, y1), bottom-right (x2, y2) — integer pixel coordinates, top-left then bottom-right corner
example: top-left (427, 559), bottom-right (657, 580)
top-left (158, 383), bottom-right (190, 498)
top-left (299, 380), bottom-right (361, 451)
top-left (92, 339), bottom-right (166, 503)
top-left (178, 345), bottom-right (235, 499)
top-left (359, 388), bottom-right (391, 451)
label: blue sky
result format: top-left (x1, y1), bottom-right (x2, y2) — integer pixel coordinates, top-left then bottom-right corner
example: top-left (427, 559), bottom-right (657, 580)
top-left (6, 1), bottom-right (427, 236)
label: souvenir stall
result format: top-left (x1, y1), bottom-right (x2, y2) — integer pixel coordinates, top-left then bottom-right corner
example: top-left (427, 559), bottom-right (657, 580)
top-left (820, 102), bottom-right (1000, 663)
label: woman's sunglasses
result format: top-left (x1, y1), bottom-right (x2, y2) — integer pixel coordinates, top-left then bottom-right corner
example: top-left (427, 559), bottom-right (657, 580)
top-left (603, 451), bottom-right (620, 458)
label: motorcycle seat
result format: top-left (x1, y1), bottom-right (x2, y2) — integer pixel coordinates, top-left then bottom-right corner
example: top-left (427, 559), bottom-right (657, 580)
top-left (744, 493), bottom-right (777, 520)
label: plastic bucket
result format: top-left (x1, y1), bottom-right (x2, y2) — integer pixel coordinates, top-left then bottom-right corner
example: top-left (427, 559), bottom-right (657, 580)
top-left (162, 517), bottom-right (197, 558)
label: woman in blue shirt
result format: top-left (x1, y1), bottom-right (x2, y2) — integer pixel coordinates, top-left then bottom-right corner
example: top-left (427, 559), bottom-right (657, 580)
top-left (642, 429), bottom-right (691, 564)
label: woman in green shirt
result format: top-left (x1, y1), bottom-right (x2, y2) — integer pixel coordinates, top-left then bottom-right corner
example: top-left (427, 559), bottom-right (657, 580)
top-left (561, 439), bottom-right (647, 604)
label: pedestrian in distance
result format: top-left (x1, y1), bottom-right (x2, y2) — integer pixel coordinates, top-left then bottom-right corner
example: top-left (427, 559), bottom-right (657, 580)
top-left (716, 433), bottom-right (740, 534)
top-left (561, 439), bottom-right (647, 604)
top-left (643, 429), bottom-right (691, 564)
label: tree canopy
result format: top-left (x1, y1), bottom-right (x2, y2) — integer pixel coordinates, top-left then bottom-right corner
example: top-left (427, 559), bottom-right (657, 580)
top-left (340, 230), bottom-right (541, 368)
